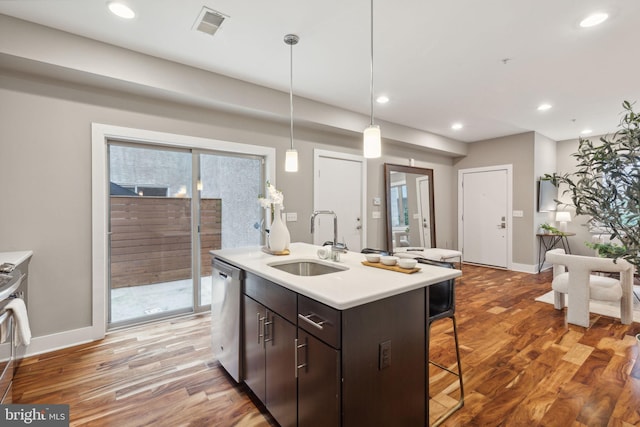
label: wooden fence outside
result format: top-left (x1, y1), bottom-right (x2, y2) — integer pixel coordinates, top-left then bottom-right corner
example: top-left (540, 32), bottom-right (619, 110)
top-left (110, 197), bottom-right (221, 288)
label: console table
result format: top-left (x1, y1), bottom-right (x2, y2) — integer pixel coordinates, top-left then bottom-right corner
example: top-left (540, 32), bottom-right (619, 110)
top-left (537, 232), bottom-right (575, 273)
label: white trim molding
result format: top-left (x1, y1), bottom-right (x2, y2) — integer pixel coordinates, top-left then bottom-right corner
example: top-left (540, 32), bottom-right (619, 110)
top-left (312, 149), bottom-right (367, 250)
top-left (457, 164), bottom-right (513, 270)
top-left (22, 327), bottom-right (96, 359)
top-left (91, 123), bottom-right (276, 341)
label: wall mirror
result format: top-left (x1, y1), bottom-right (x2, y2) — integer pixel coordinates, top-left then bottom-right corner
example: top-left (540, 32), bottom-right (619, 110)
top-left (384, 163), bottom-right (436, 253)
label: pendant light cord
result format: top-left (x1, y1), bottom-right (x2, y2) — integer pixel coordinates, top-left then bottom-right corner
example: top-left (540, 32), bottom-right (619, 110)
top-left (370, 0), bottom-right (375, 127)
top-left (289, 39), bottom-right (294, 150)
top-left (284, 34), bottom-right (299, 171)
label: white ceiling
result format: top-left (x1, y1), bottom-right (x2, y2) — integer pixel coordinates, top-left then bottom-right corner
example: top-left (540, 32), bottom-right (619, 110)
top-left (1, 0), bottom-right (639, 143)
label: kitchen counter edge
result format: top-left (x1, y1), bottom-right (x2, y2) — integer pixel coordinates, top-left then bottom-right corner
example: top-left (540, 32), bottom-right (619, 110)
top-left (210, 243), bottom-right (461, 310)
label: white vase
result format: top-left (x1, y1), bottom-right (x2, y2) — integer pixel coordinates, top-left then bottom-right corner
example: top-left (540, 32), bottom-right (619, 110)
top-left (269, 205), bottom-right (289, 252)
top-left (281, 211), bottom-right (291, 250)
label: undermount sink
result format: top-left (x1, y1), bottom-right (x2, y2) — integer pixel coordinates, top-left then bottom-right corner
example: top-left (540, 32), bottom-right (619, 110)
top-left (268, 260), bottom-right (348, 276)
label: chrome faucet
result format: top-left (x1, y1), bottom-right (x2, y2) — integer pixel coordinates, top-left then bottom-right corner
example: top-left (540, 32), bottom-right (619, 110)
top-left (310, 210), bottom-right (347, 261)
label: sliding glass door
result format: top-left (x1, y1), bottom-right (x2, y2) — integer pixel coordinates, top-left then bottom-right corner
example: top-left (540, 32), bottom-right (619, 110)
top-left (107, 143), bottom-right (263, 328)
top-left (196, 151), bottom-right (263, 307)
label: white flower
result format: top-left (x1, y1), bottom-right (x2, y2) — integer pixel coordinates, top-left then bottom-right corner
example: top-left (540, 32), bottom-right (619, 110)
top-left (258, 181), bottom-right (284, 208)
top-left (259, 197), bottom-right (272, 209)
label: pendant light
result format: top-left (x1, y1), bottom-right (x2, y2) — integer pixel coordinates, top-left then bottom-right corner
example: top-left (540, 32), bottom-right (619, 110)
top-left (363, 0), bottom-right (381, 158)
top-left (284, 34), bottom-right (299, 172)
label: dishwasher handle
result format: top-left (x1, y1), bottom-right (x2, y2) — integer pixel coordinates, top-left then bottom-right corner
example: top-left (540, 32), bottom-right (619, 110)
top-left (212, 258), bottom-right (245, 281)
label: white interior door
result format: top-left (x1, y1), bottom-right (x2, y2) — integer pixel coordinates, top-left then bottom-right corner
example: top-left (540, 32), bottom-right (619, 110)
top-left (416, 176), bottom-right (432, 249)
top-left (313, 150), bottom-right (365, 252)
top-left (459, 167), bottom-right (510, 268)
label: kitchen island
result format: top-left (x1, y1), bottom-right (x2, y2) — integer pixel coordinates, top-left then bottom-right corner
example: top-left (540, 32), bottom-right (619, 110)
top-left (211, 242), bottom-right (461, 427)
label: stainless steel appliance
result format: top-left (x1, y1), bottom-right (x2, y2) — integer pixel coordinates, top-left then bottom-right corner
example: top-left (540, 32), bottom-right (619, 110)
top-left (0, 269), bottom-right (26, 403)
top-left (211, 257), bottom-right (244, 382)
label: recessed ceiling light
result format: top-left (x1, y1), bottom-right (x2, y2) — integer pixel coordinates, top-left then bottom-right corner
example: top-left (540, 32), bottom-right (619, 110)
top-left (537, 103), bottom-right (552, 111)
top-left (581, 129), bottom-right (593, 135)
top-left (376, 95), bottom-right (389, 104)
top-left (580, 12), bottom-right (608, 28)
top-left (451, 123), bottom-right (463, 130)
top-left (108, 1), bottom-right (135, 19)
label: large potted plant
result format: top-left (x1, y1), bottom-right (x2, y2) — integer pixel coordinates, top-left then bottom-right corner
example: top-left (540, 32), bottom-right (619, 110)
top-left (545, 101), bottom-right (640, 267)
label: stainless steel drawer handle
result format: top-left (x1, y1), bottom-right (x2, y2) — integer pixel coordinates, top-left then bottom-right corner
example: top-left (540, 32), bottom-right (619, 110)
top-left (264, 314), bottom-right (273, 343)
top-left (294, 338), bottom-right (308, 378)
top-left (298, 313), bottom-right (326, 330)
top-left (257, 313), bottom-right (266, 344)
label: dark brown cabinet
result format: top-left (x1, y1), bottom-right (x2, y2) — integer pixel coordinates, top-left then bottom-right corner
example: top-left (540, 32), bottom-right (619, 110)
top-left (296, 329), bottom-right (340, 426)
top-left (341, 288), bottom-right (426, 426)
top-left (265, 309), bottom-right (297, 427)
top-left (240, 269), bottom-right (427, 426)
top-left (296, 294), bottom-right (341, 426)
top-left (243, 295), bottom-right (266, 402)
top-left (243, 295), bottom-right (297, 427)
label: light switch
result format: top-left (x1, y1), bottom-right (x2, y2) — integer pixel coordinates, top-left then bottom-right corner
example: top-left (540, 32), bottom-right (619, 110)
top-left (286, 212), bottom-right (297, 222)
top-left (372, 211), bottom-right (381, 219)
top-left (512, 210), bottom-right (523, 218)
top-left (373, 197), bottom-right (381, 206)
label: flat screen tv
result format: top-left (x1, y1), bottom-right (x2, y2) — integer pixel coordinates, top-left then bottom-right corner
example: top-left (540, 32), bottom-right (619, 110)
top-left (537, 179), bottom-right (557, 212)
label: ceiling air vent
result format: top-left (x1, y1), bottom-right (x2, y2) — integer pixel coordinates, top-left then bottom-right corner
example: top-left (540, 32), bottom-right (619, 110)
top-left (193, 7), bottom-right (227, 36)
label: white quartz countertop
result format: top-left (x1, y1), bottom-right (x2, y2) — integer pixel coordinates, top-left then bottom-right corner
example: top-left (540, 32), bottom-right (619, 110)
top-left (211, 242), bottom-right (461, 310)
top-left (0, 251), bottom-right (33, 266)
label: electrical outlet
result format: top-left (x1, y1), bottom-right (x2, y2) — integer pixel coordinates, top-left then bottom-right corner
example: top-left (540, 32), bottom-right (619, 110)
top-left (373, 197), bottom-right (381, 206)
top-left (286, 212), bottom-right (297, 222)
top-left (379, 340), bottom-right (391, 370)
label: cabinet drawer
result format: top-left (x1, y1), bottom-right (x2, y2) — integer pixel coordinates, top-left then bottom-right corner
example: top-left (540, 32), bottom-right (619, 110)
top-left (245, 272), bottom-right (297, 324)
top-left (298, 295), bottom-right (341, 349)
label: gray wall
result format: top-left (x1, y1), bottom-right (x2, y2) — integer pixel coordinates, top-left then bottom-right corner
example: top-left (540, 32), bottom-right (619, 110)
top-left (534, 133), bottom-right (558, 263)
top-left (1, 13), bottom-right (537, 349)
top-left (555, 136), bottom-right (600, 256)
top-left (0, 69), bottom-right (455, 341)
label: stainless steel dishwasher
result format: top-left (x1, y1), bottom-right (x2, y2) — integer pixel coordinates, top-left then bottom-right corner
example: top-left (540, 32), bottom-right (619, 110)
top-left (211, 257), bottom-right (244, 382)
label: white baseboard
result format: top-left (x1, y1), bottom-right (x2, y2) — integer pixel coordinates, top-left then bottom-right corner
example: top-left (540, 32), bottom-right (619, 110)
top-left (539, 262), bottom-right (553, 272)
top-left (510, 262), bottom-right (552, 274)
top-left (509, 263), bottom-right (535, 274)
top-left (22, 326), bottom-right (99, 358)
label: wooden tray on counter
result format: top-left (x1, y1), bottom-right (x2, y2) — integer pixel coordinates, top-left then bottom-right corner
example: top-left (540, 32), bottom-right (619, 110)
top-left (261, 246), bottom-right (290, 256)
top-left (361, 261), bottom-right (420, 274)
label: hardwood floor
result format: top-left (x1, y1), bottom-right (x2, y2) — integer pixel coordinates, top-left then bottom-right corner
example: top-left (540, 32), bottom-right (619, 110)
top-left (13, 315), bottom-right (275, 427)
top-left (431, 266), bottom-right (640, 426)
top-left (13, 265), bottom-right (640, 426)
